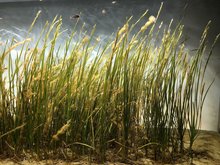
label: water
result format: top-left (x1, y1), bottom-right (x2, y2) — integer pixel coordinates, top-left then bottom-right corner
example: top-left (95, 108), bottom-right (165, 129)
top-left (0, 0), bottom-right (219, 131)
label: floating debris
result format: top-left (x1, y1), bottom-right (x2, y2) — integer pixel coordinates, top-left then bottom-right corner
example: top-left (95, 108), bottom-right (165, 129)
top-left (112, 1), bottom-right (117, 4)
top-left (96, 37), bottom-right (101, 42)
top-left (102, 9), bottom-right (106, 14)
top-left (0, 17), bottom-right (2, 20)
top-left (70, 14), bottom-right (80, 19)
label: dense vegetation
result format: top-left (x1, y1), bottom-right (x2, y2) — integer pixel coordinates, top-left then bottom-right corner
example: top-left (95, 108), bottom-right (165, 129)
top-left (0, 8), bottom-right (219, 163)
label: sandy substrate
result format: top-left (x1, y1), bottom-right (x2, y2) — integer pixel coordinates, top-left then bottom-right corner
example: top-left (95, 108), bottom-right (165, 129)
top-left (0, 130), bottom-right (220, 165)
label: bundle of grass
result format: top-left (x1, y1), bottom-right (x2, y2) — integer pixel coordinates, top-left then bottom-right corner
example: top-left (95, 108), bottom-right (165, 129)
top-left (0, 8), bottom-right (219, 164)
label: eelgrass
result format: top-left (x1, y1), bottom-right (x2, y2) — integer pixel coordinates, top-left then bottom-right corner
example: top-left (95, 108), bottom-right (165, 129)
top-left (0, 9), bottom-right (219, 163)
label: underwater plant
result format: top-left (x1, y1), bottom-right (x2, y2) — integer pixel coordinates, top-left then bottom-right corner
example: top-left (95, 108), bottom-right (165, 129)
top-left (0, 8), bottom-right (219, 164)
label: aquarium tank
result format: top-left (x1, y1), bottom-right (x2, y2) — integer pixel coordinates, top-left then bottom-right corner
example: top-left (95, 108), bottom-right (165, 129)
top-left (0, 0), bottom-right (220, 164)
